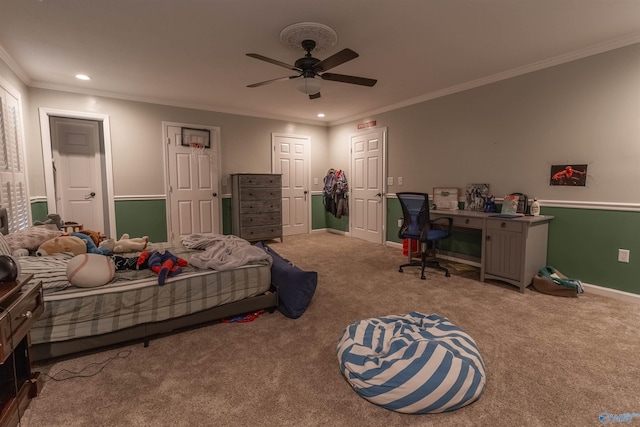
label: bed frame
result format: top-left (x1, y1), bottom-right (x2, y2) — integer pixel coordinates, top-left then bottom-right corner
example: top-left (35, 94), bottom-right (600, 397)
top-left (1, 206), bottom-right (279, 361)
top-left (32, 288), bottom-right (278, 361)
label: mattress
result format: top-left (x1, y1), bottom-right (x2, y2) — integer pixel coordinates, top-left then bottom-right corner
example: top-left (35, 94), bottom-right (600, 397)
top-left (30, 263), bottom-right (271, 344)
top-left (24, 240), bottom-right (272, 345)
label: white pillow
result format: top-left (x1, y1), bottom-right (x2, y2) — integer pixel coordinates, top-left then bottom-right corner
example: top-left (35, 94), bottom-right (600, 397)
top-left (5, 226), bottom-right (63, 253)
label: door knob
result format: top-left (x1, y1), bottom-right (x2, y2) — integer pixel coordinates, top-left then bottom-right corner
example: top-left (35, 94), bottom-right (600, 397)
top-left (375, 193), bottom-right (382, 197)
top-left (85, 191), bottom-right (96, 200)
top-left (212, 192), bottom-right (218, 197)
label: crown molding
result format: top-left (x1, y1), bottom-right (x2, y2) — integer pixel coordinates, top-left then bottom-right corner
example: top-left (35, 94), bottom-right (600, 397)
top-left (0, 44), bottom-right (31, 85)
top-left (330, 33), bottom-right (640, 126)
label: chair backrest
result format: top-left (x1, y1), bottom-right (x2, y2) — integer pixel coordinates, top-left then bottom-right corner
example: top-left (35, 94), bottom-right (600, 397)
top-left (397, 192), bottom-right (430, 239)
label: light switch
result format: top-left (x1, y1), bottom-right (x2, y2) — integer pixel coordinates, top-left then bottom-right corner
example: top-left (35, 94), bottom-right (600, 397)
top-left (313, 177), bottom-right (318, 185)
top-left (387, 177), bottom-right (394, 186)
top-left (398, 176), bottom-right (403, 186)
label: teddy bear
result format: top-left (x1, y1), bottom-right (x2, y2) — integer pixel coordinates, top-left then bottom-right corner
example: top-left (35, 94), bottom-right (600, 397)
top-left (99, 233), bottom-right (149, 254)
top-left (36, 235), bottom-right (87, 256)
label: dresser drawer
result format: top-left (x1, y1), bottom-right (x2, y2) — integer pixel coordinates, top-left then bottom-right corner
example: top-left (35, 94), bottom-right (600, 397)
top-left (241, 225), bottom-right (282, 241)
top-left (238, 174), bottom-right (281, 188)
top-left (487, 219), bottom-right (524, 233)
top-left (0, 282), bottom-right (44, 363)
top-left (240, 212), bottom-right (281, 227)
top-left (240, 200), bottom-right (281, 214)
top-left (239, 187), bottom-right (281, 201)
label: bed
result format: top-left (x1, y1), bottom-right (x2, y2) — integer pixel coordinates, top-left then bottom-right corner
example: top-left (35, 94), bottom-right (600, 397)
top-left (0, 208), bottom-right (278, 361)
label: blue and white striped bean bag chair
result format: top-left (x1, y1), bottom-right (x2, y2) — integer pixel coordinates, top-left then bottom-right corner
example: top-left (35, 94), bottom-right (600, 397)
top-left (337, 312), bottom-right (486, 414)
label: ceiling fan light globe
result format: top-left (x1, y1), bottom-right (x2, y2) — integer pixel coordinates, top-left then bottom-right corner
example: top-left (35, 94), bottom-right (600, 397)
top-left (296, 77), bottom-right (322, 95)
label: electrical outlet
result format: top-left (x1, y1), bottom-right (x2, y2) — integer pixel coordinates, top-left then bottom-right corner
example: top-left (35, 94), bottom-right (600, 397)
top-left (618, 249), bottom-right (630, 263)
top-left (387, 177), bottom-right (394, 186)
top-left (398, 176), bottom-right (403, 186)
top-left (397, 218), bottom-right (403, 227)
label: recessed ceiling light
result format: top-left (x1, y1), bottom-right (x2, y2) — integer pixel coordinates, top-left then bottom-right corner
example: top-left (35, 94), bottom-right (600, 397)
top-left (75, 74), bottom-right (91, 80)
top-left (317, 113), bottom-right (325, 118)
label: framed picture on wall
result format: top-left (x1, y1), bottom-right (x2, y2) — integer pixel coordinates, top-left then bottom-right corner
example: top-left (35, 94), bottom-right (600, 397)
top-left (550, 164), bottom-right (587, 186)
top-left (181, 127), bottom-right (211, 148)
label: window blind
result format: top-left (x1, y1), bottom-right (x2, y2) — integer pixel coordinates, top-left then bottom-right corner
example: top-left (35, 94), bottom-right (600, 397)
top-left (0, 85), bottom-right (29, 233)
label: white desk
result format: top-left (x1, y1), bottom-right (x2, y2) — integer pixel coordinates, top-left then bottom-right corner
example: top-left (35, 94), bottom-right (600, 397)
top-left (430, 210), bottom-right (554, 293)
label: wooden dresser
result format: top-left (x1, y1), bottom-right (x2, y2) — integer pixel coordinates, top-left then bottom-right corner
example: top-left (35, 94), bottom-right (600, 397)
top-left (0, 274), bottom-right (43, 427)
top-left (231, 173), bottom-right (283, 242)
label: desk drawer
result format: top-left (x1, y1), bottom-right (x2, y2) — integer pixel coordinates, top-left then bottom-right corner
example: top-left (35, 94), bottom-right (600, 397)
top-left (451, 216), bottom-right (484, 229)
top-left (487, 219), bottom-right (523, 233)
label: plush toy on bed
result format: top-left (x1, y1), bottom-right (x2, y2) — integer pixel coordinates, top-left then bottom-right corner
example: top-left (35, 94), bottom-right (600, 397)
top-left (36, 235), bottom-right (87, 256)
top-left (99, 233), bottom-right (149, 254)
top-left (71, 232), bottom-right (110, 255)
top-left (138, 250), bottom-right (187, 285)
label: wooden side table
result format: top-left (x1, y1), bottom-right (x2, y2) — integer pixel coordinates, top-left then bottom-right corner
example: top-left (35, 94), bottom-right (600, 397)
top-left (0, 274), bottom-right (44, 427)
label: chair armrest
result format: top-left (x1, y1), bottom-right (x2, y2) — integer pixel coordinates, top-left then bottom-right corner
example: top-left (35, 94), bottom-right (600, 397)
top-left (430, 216), bottom-right (453, 233)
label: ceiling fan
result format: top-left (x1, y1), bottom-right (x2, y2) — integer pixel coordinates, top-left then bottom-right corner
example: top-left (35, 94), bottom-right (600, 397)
top-left (246, 39), bottom-right (377, 99)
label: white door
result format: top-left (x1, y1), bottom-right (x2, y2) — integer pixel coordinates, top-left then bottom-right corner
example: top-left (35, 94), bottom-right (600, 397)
top-left (165, 123), bottom-right (220, 242)
top-left (272, 133), bottom-right (310, 236)
top-left (350, 128), bottom-right (386, 244)
top-left (50, 117), bottom-right (105, 231)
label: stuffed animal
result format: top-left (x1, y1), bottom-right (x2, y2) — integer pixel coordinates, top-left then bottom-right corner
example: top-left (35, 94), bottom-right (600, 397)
top-left (71, 232), bottom-right (110, 255)
top-left (77, 229), bottom-right (104, 247)
top-left (36, 235), bottom-right (87, 256)
top-left (99, 233), bottom-right (149, 254)
top-left (138, 250), bottom-right (187, 285)
top-left (33, 213), bottom-right (64, 230)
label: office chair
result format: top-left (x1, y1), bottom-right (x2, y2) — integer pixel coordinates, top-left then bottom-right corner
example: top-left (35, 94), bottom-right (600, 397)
top-left (397, 192), bottom-right (453, 280)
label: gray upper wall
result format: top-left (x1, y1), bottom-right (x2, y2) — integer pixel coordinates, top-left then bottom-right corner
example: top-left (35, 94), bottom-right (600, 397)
top-left (329, 42), bottom-right (640, 203)
top-left (23, 89), bottom-right (329, 197)
top-left (2, 42), bottom-right (640, 204)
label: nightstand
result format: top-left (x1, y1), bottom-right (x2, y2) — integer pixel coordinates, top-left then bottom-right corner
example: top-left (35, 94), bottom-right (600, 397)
top-left (0, 274), bottom-right (44, 427)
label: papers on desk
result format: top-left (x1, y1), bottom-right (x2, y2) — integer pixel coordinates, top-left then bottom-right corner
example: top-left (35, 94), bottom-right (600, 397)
top-left (433, 187), bottom-right (459, 210)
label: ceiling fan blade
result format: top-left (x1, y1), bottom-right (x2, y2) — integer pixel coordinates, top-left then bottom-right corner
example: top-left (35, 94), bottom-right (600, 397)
top-left (309, 92), bottom-right (321, 100)
top-left (313, 48), bottom-right (359, 72)
top-left (320, 73), bottom-right (377, 87)
top-left (246, 53), bottom-right (301, 72)
top-left (247, 75), bottom-right (299, 88)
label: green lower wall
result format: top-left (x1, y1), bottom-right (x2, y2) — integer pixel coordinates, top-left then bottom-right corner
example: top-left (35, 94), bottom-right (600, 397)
top-left (114, 199), bottom-right (168, 242)
top-left (31, 197), bottom-right (640, 295)
top-left (311, 194), bottom-right (348, 231)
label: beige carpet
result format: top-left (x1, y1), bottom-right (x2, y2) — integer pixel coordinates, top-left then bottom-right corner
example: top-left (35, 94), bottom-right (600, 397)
top-left (21, 233), bottom-right (640, 427)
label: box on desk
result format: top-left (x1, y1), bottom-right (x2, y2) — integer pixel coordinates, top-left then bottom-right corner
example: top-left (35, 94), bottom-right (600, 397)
top-left (433, 187), bottom-right (459, 210)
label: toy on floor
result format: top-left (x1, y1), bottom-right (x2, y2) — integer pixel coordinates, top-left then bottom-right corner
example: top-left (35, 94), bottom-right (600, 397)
top-left (138, 250), bottom-right (187, 285)
top-left (99, 233), bottom-right (149, 254)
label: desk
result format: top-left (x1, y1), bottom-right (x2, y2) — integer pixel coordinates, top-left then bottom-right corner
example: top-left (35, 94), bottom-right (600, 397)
top-left (430, 210), bottom-right (553, 293)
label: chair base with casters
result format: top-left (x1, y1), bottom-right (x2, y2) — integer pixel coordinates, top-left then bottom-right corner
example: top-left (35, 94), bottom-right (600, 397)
top-left (396, 192), bottom-right (453, 280)
top-left (398, 239), bottom-right (451, 280)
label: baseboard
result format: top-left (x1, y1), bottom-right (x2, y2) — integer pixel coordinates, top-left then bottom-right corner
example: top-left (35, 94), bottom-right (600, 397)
top-left (327, 229), bottom-right (348, 236)
top-left (582, 283), bottom-right (640, 304)
top-left (385, 240), bottom-right (640, 303)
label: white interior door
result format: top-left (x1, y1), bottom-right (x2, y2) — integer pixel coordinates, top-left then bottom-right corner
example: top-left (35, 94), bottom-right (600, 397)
top-left (350, 128), bottom-right (386, 244)
top-left (50, 117), bottom-right (105, 231)
top-left (272, 133), bottom-right (310, 237)
top-left (165, 123), bottom-right (220, 242)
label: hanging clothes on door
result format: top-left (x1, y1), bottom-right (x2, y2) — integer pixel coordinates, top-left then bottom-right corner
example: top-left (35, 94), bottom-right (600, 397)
top-left (322, 168), bottom-right (349, 218)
